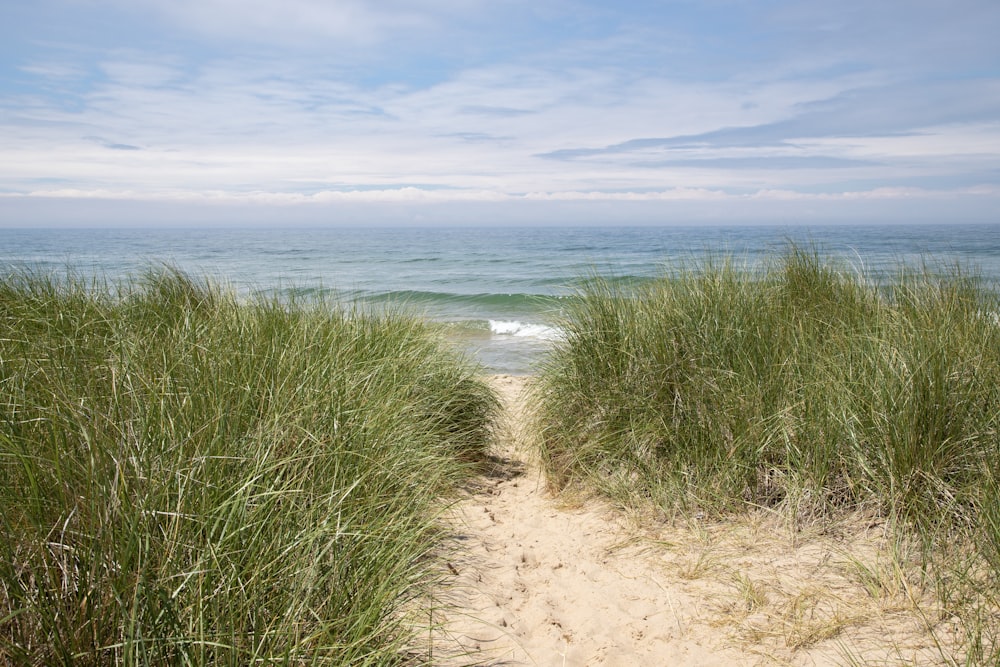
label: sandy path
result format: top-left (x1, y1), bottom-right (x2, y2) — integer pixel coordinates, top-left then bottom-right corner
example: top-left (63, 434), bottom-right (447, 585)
top-left (431, 375), bottom-right (743, 666)
top-left (429, 375), bottom-right (952, 666)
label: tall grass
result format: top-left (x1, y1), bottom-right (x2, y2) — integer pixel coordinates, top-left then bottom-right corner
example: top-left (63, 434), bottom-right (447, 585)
top-left (0, 268), bottom-right (498, 666)
top-left (534, 247), bottom-right (1000, 658)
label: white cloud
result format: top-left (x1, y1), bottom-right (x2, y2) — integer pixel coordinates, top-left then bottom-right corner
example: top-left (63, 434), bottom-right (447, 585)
top-left (2, 0), bottom-right (998, 224)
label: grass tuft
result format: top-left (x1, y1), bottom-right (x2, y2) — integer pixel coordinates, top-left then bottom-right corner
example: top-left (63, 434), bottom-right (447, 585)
top-left (533, 245), bottom-right (1000, 662)
top-left (0, 267), bottom-right (498, 665)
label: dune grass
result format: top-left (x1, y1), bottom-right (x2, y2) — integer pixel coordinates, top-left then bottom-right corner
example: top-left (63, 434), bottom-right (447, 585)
top-left (0, 268), bottom-right (498, 666)
top-left (534, 246), bottom-right (1000, 662)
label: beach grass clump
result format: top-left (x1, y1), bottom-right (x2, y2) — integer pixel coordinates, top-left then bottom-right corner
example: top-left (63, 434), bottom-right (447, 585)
top-left (0, 268), bottom-right (498, 666)
top-left (534, 247), bottom-right (1000, 576)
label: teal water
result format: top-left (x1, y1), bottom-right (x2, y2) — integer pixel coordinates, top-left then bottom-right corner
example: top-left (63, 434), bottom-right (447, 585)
top-left (2, 224), bottom-right (999, 374)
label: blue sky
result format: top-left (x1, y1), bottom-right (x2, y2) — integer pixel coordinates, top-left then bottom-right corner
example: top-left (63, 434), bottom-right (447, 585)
top-left (1, 0), bottom-right (999, 226)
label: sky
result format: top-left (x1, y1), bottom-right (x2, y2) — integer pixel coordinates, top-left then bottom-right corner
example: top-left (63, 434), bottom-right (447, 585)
top-left (1, 0), bottom-right (999, 227)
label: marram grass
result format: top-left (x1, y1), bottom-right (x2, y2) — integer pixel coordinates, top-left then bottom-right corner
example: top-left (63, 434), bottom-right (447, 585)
top-left (0, 268), bottom-right (498, 666)
top-left (533, 246), bottom-right (1000, 661)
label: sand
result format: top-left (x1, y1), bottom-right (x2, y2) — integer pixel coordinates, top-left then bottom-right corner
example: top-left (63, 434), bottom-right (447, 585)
top-left (427, 375), bottom-right (956, 666)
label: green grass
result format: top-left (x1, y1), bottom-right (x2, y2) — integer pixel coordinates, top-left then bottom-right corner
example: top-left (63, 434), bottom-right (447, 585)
top-left (0, 268), bottom-right (499, 666)
top-left (533, 246), bottom-right (1000, 662)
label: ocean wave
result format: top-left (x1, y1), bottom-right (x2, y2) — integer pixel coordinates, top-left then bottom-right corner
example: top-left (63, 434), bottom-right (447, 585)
top-left (489, 320), bottom-right (564, 341)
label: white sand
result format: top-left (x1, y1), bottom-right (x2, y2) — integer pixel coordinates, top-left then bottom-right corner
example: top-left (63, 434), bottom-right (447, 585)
top-left (428, 375), bottom-right (955, 666)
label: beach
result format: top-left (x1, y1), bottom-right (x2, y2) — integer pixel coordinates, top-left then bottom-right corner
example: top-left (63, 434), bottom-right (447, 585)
top-left (6, 0), bottom-right (1000, 660)
top-left (3, 227), bottom-right (998, 663)
top-left (429, 375), bottom-right (957, 666)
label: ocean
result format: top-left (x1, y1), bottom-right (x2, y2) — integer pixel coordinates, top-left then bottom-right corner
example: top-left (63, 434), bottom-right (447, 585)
top-left (2, 223), bottom-right (999, 375)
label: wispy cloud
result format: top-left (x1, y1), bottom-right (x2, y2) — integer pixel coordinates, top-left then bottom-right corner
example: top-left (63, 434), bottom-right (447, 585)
top-left (459, 106), bottom-right (535, 118)
top-left (1, 0), bottom-right (998, 224)
top-left (82, 135), bottom-right (142, 151)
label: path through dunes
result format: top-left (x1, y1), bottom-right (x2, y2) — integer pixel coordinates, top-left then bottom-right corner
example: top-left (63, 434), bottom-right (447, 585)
top-left (428, 375), bottom-right (953, 666)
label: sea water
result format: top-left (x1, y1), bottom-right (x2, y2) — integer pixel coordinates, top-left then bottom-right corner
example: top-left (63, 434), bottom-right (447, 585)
top-left (2, 223), bottom-right (999, 375)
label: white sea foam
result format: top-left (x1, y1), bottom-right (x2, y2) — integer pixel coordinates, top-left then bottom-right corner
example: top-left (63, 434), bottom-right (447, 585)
top-left (489, 320), bottom-right (564, 341)
top-left (977, 310), bottom-right (1000, 327)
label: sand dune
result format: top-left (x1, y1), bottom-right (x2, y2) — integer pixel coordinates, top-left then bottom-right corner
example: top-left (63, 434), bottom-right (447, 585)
top-left (429, 375), bottom-right (953, 666)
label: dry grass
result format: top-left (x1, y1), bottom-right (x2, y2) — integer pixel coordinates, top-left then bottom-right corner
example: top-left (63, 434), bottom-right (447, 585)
top-left (626, 510), bottom-right (957, 665)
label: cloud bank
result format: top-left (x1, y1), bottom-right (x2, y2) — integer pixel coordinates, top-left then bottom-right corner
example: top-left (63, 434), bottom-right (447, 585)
top-left (1, 0), bottom-right (998, 225)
